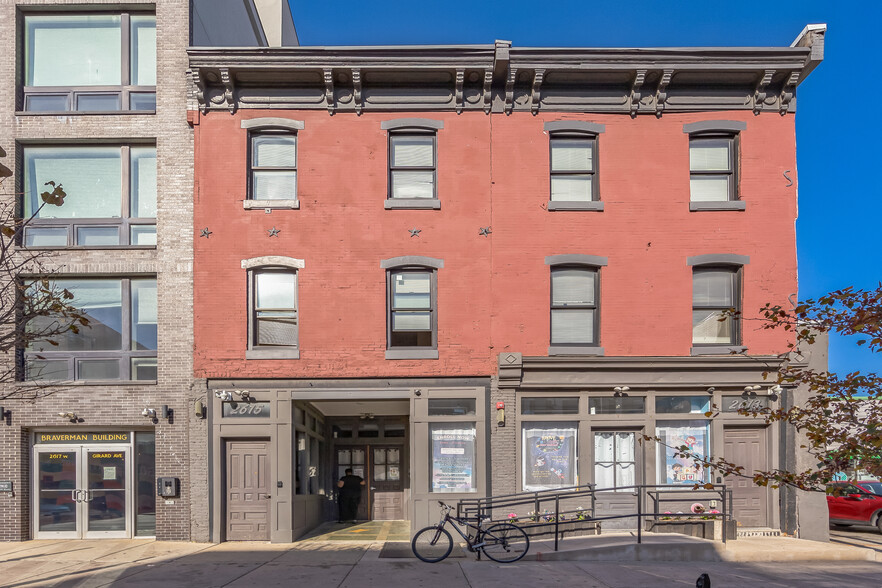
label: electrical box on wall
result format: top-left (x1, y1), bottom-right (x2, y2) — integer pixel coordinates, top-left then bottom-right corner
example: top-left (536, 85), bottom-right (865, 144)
top-left (157, 477), bottom-right (180, 498)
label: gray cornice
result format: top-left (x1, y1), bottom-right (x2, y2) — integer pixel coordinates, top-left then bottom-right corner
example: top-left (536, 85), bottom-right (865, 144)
top-left (187, 28), bottom-right (825, 115)
top-left (497, 354), bottom-right (792, 390)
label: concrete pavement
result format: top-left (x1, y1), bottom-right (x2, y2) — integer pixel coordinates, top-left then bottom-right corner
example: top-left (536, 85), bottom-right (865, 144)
top-left (1, 533), bottom-right (881, 588)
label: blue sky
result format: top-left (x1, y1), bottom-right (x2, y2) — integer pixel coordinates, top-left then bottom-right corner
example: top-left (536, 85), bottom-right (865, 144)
top-left (289, 1), bottom-right (879, 376)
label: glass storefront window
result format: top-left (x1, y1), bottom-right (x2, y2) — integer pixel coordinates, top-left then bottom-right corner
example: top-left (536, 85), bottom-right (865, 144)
top-left (521, 397), bottom-right (579, 415)
top-left (588, 396), bottom-right (646, 414)
top-left (428, 398), bottom-right (476, 416)
top-left (655, 396), bottom-right (711, 415)
top-left (656, 420), bottom-right (710, 485)
top-left (296, 431), bottom-right (308, 495)
top-left (358, 422), bottom-right (379, 438)
top-left (134, 432), bottom-right (155, 536)
top-left (430, 423), bottom-right (476, 493)
top-left (522, 422), bottom-right (578, 491)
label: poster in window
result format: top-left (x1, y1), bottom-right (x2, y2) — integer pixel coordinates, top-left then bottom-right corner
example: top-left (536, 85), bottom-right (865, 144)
top-left (431, 426), bottom-right (476, 493)
top-left (523, 426), bottom-right (577, 491)
top-left (656, 421), bottom-right (709, 485)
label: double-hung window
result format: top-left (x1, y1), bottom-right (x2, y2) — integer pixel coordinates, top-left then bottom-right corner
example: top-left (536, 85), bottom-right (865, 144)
top-left (382, 119), bottom-right (443, 209)
top-left (382, 256), bottom-right (442, 359)
top-left (546, 255), bottom-right (607, 355)
top-left (545, 121), bottom-right (605, 211)
top-left (550, 136), bottom-right (596, 201)
top-left (551, 267), bottom-right (597, 345)
top-left (24, 278), bottom-right (157, 381)
top-left (22, 145), bottom-right (156, 247)
top-left (251, 269), bottom-right (298, 354)
top-left (250, 133), bottom-right (297, 201)
top-left (689, 136), bottom-right (735, 201)
top-left (389, 270), bottom-right (435, 347)
top-left (242, 257), bottom-right (303, 359)
top-left (684, 120), bottom-right (746, 210)
top-left (389, 135), bottom-right (435, 199)
top-left (692, 267), bottom-right (739, 346)
top-left (241, 118), bottom-right (304, 209)
top-left (23, 12), bottom-right (156, 112)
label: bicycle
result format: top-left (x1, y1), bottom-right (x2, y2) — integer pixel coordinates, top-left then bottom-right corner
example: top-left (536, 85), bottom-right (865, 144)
top-left (411, 501), bottom-right (530, 563)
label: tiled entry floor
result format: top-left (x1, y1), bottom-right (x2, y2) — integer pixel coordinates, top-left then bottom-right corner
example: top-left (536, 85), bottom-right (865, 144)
top-left (300, 520), bottom-right (411, 542)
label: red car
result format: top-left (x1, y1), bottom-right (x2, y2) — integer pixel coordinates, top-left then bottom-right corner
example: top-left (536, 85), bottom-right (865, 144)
top-left (827, 482), bottom-right (882, 533)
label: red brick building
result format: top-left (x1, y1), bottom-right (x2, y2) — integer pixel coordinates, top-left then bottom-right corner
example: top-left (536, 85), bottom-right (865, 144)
top-left (189, 27), bottom-right (825, 541)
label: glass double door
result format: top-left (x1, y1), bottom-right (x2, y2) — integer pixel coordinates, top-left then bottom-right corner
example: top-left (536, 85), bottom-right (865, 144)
top-left (35, 446), bottom-right (131, 538)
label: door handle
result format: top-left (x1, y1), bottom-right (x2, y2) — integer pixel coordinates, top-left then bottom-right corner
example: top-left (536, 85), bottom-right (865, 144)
top-left (83, 489), bottom-right (93, 503)
top-left (71, 489), bottom-right (81, 503)
top-left (258, 493), bottom-right (270, 500)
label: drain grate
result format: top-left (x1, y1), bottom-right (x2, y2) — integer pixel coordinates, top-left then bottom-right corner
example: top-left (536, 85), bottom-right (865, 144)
top-left (737, 528), bottom-right (782, 537)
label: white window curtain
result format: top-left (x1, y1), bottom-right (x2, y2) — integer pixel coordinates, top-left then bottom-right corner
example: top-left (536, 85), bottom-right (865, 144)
top-left (551, 176), bottom-right (592, 202)
top-left (690, 140), bottom-right (730, 171)
top-left (551, 140), bottom-right (593, 171)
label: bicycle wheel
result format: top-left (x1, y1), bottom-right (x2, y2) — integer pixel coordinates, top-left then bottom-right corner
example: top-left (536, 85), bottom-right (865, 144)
top-left (412, 525), bottom-right (454, 563)
top-left (480, 523), bottom-right (529, 563)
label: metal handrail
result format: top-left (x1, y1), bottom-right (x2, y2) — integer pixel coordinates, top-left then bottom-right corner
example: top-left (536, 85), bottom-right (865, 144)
top-left (456, 483), bottom-right (734, 551)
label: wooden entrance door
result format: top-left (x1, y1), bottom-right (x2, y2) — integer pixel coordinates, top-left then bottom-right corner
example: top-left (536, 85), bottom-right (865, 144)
top-left (336, 447), bottom-right (369, 521)
top-left (370, 446), bottom-right (403, 520)
top-left (226, 440), bottom-right (270, 540)
top-left (723, 427), bottom-right (768, 527)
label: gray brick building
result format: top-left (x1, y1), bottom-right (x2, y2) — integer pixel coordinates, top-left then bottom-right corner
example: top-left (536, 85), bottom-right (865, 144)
top-left (0, 0), bottom-right (296, 542)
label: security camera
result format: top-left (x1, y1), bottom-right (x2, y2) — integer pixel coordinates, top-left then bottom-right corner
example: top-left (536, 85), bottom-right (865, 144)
top-left (141, 408), bottom-right (157, 419)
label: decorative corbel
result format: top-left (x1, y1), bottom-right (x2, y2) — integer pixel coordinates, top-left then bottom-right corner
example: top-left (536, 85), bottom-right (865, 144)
top-left (455, 69), bottom-right (464, 114)
top-left (219, 68), bottom-right (235, 114)
top-left (191, 69), bottom-right (207, 113)
top-left (779, 71), bottom-right (800, 115)
top-left (504, 67), bottom-right (518, 115)
top-left (323, 68), bottom-right (336, 115)
top-left (753, 69), bottom-right (775, 115)
top-left (482, 70), bottom-right (493, 115)
top-left (530, 69), bottom-right (545, 115)
top-left (352, 68), bottom-right (363, 115)
top-left (629, 69), bottom-right (646, 118)
top-left (655, 69), bottom-right (673, 118)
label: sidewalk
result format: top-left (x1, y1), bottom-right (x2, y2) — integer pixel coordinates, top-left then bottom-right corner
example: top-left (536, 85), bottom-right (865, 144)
top-left (0, 533), bottom-right (880, 588)
top-left (524, 531), bottom-right (881, 562)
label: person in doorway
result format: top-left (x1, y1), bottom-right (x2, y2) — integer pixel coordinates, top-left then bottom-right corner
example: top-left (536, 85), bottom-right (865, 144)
top-left (337, 468), bottom-right (365, 523)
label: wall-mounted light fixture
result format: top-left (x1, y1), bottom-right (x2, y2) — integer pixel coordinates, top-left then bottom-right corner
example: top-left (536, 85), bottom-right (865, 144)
top-left (161, 405), bottom-right (173, 420)
top-left (232, 390), bottom-right (251, 401)
top-left (194, 400), bottom-right (205, 419)
top-left (613, 386), bottom-right (630, 398)
top-left (58, 412), bottom-right (78, 422)
top-left (214, 390), bottom-right (233, 401)
top-left (706, 387), bottom-right (716, 395)
top-left (741, 385), bottom-right (761, 399)
top-left (768, 385), bottom-right (782, 402)
top-left (141, 407), bottom-right (157, 420)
